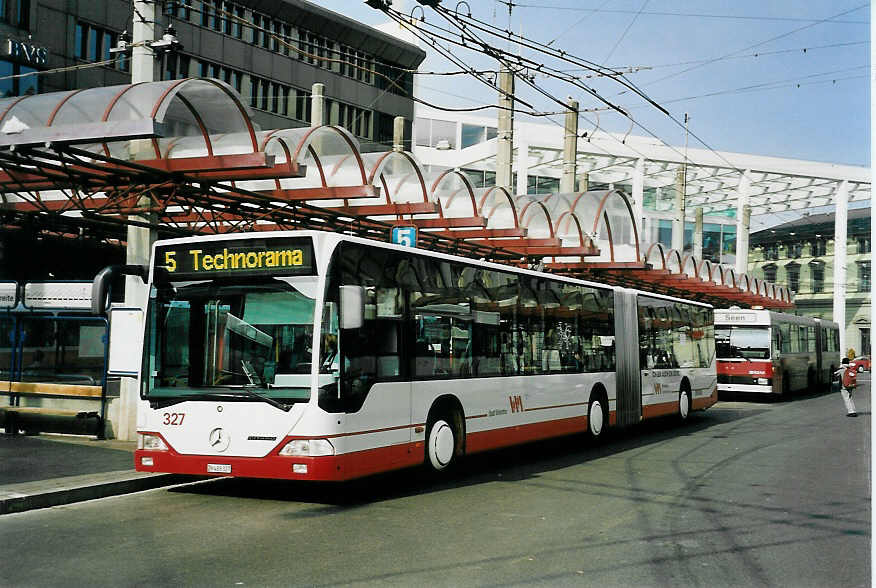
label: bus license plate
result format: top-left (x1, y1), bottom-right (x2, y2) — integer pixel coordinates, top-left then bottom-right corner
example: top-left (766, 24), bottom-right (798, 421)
top-left (207, 463), bottom-right (232, 474)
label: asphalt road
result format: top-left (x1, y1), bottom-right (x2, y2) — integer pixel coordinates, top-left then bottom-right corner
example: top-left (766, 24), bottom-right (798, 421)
top-left (1, 382), bottom-right (869, 588)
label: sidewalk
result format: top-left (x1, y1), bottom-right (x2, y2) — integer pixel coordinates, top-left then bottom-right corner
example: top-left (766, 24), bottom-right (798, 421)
top-left (0, 434), bottom-right (189, 515)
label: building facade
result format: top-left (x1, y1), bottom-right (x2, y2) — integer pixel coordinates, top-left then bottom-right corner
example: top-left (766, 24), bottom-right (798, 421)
top-left (747, 208), bottom-right (871, 356)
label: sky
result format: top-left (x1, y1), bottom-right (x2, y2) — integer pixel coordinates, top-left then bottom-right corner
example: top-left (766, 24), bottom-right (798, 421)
top-left (309, 0), bottom-right (869, 168)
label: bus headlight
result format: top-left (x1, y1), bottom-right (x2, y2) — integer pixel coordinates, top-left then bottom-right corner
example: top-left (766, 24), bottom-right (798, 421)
top-left (279, 439), bottom-right (335, 457)
top-left (756, 378), bottom-right (769, 385)
top-left (138, 433), bottom-right (168, 451)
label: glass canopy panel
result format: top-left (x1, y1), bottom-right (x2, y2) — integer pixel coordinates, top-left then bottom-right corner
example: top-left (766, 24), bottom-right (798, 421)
top-left (163, 135), bottom-right (209, 159)
top-left (268, 127), bottom-right (364, 190)
top-left (211, 131), bottom-right (261, 156)
top-left (1, 91), bottom-right (79, 130)
top-left (480, 188), bottom-right (517, 229)
top-left (432, 173), bottom-right (477, 218)
top-left (105, 81), bottom-right (178, 122)
top-left (156, 93), bottom-right (208, 160)
top-left (156, 79), bottom-right (253, 142)
top-left (51, 86), bottom-right (131, 127)
top-left (517, 198), bottom-right (552, 238)
top-left (367, 152), bottom-right (427, 204)
top-left (596, 191), bottom-right (638, 263)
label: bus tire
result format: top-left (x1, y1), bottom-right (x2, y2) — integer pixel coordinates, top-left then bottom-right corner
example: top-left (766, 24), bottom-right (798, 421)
top-left (425, 410), bottom-right (461, 472)
top-left (678, 385), bottom-right (691, 422)
top-left (587, 392), bottom-right (607, 440)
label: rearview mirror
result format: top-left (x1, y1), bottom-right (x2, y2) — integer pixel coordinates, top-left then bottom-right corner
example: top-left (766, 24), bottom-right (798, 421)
top-left (107, 307), bottom-right (144, 377)
top-left (340, 285), bottom-right (365, 329)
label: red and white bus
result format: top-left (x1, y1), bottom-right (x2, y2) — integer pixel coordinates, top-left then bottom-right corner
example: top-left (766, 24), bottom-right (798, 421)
top-left (116, 231), bottom-right (717, 481)
top-left (715, 308), bottom-right (840, 397)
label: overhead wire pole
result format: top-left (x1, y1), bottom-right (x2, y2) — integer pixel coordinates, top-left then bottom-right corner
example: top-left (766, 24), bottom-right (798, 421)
top-left (117, 0), bottom-right (163, 441)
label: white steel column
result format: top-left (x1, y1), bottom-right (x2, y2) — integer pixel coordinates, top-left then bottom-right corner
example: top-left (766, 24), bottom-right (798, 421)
top-left (560, 98), bottom-right (578, 193)
top-left (833, 180), bottom-right (850, 355)
top-left (393, 116), bottom-right (405, 152)
top-left (632, 158), bottom-right (644, 245)
top-left (672, 169), bottom-right (684, 251)
top-left (516, 138), bottom-right (529, 196)
top-left (311, 83), bottom-right (324, 127)
top-left (121, 0), bottom-right (160, 441)
top-left (734, 171), bottom-right (752, 274)
top-left (694, 207), bottom-right (704, 259)
top-left (495, 67), bottom-right (514, 192)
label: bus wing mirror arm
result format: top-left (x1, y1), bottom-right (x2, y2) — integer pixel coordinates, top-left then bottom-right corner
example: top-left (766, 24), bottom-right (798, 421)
top-left (91, 264), bottom-right (148, 315)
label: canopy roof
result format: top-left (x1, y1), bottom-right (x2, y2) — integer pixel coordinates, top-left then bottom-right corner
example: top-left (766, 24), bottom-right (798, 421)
top-left (0, 79), bottom-right (790, 309)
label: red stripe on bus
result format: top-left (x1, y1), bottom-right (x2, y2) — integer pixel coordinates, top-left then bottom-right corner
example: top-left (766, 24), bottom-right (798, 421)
top-left (641, 402), bottom-right (679, 419)
top-left (693, 385), bottom-right (718, 410)
top-left (523, 401), bottom-right (588, 412)
top-left (466, 415), bottom-right (588, 454)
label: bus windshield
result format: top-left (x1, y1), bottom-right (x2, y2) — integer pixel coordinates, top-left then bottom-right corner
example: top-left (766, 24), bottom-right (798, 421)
top-left (716, 326), bottom-right (770, 360)
top-left (146, 276), bottom-right (319, 405)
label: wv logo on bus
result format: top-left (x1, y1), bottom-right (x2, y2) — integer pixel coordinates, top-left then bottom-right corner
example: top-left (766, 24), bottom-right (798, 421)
top-left (509, 395), bottom-right (524, 413)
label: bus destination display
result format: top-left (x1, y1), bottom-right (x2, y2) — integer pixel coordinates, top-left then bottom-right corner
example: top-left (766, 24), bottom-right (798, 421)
top-left (156, 238), bottom-right (313, 278)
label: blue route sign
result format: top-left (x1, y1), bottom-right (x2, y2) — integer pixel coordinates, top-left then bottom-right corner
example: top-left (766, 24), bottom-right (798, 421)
top-left (391, 226), bottom-right (417, 248)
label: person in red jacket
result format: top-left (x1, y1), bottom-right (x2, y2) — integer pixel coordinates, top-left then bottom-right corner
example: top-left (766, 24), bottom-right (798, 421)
top-left (834, 357), bottom-right (858, 417)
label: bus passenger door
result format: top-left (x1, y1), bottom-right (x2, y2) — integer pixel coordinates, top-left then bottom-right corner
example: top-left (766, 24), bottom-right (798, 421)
top-left (614, 290), bottom-right (641, 426)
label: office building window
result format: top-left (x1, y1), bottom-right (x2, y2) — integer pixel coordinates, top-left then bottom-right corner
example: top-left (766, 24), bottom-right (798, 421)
top-left (786, 263), bottom-right (800, 293)
top-left (810, 262), bottom-right (825, 294)
top-left (163, 53), bottom-right (190, 80)
top-left (857, 236), bottom-right (871, 254)
top-left (787, 242), bottom-right (802, 259)
top-left (75, 21), bottom-right (127, 72)
top-left (164, 1), bottom-right (192, 21)
top-left (763, 265), bottom-right (777, 283)
top-left (415, 118), bottom-right (457, 149)
top-left (859, 261), bottom-right (871, 292)
top-left (293, 88), bottom-right (312, 123)
top-left (763, 243), bottom-right (778, 260)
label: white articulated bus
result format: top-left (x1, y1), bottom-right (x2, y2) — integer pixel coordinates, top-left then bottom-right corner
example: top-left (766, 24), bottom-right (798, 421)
top-left (120, 231), bottom-right (717, 481)
top-left (715, 308), bottom-right (840, 397)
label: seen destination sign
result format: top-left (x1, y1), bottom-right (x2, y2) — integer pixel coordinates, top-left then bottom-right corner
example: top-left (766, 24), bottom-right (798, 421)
top-left (155, 238), bottom-right (314, 279)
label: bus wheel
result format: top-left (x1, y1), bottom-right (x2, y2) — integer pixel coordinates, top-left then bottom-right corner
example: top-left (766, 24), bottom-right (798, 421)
top-left (678, 387), bottom-right (691, 422)
top-left (587, 395), bottom-right (607, 440)
top-left (425, 414), bottom-right (457, 472)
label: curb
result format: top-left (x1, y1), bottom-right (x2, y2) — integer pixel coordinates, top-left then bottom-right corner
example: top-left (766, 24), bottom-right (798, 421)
top-left (0, 472), bottom-right (193, 515)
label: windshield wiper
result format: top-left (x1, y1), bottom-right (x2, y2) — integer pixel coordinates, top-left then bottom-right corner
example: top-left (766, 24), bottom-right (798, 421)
top-left (149, 391), bottom-right (291, 411)
top-left (237, 387), bottom-right (292, 412)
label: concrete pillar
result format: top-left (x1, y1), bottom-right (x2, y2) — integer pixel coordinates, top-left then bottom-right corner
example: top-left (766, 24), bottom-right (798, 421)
top-left (734, 171), bottom-right (752, 274)
top-left (393, 116), bottom-right (405, 152)
top-left (311, 82), bottom-right (324, 127)
top-left (632, 158), bottom-right (644, 245)
top-left (495, 67), bottom-right (514, 191)
top-left (516, 138), bottom-right (529, 196)
top-left (833, 180), bottom-right (849, 355)
top-left (560, 98), bottom-right (578, 193)
top-left (578, 172), bottom-right (589, 193)
top-left (694, 207), bottom-right (703, 259)
top-left (672, 169), bottom-right (684, 251)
